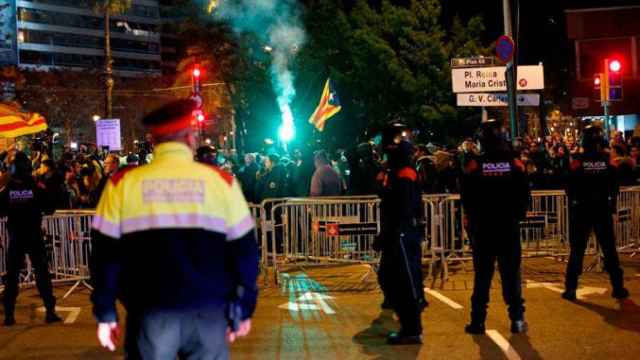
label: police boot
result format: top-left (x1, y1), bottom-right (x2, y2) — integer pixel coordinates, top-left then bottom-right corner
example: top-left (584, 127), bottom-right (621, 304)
top-left (464, 322), bottom-right (485, 335)
top-left (465, 310), bottom-right (486, 334)
top-left (4, 304), bottom-right (15, 326)
top-left (418, 297), bottom-right (429, 312)
top-left (561, 289), bottom-right (577, 302)
top-left (510, 319), bottom-right (528, 334)
top-left (386, 331), bottom-right (423, 345)
top-left (381, 298), bottom-right (393, 310)
top-left (612, 287), bottom-right (630, 300)
top-left (45, 310), bottom-right (62, 324)
top-left (4, 314), bottom-right (15, 327)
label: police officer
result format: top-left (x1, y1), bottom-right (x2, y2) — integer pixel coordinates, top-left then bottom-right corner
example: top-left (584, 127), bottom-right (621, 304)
top-left (563, 125), bottom-right (629, 301)
top-left (461, 120), bottom-right (529, 334)
top-left (195, 145), bottom-right (218, 165)
top-left (0, 152), bottom-right (61, 326)
top-left (90, 99), bottom-right (259, 359)
top-left (376, 123), bottom-right (426, 345)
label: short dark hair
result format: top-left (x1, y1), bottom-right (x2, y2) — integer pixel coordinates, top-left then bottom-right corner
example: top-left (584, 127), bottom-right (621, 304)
top-left (142, 99), bottom-right (195, 127)
top-left (267, 153), bottom-right (280, 164)
top-left (314, 150), bottom-right (330, 164)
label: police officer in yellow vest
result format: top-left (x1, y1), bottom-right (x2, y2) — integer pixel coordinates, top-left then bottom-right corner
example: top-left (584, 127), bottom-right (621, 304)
top-left (90, 99), bottom-right (259, 359)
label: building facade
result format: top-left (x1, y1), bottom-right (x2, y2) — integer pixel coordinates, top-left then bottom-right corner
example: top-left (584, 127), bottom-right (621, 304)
top-left (1, 0), bottom-right (162, 76)
top-left (566, 5), bottom-right (640, 133)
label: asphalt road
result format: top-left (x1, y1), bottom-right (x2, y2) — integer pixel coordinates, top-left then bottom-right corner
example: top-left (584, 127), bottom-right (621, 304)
top-left (1, 255), bottom-right (639, 359)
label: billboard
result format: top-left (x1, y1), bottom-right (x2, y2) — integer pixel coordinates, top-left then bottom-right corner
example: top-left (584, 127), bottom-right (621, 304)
top-left (0, 1), bottom-right (17, 65)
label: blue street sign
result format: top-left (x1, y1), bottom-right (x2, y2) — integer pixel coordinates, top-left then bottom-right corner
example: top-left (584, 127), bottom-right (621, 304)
top-left (496, 35), bottom-right (515, 63)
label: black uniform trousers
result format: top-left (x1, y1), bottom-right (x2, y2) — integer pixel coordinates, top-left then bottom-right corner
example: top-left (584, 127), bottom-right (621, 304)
top-left (565, 205), bottom-right (624, 291)
top-left (3, 230), bottom-right (56, 315)
top-left (378, 229), bottom-right (423, 335)
top-left (470, 221), bottom-right (524, 323)
top-left (124, 307), bottom-right (229, 360)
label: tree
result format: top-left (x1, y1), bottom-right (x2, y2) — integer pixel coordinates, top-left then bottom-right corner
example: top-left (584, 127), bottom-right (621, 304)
top-left (168, 0), bottom-right (491, 150)
top-left (88, 0), bottom-right (133, 118)
top-left (294, 0), bottom-right (490, 146)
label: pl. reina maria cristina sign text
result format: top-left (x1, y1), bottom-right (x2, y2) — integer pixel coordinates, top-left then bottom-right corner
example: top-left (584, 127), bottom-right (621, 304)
top-left (451, 65), bottom-right (544, 93)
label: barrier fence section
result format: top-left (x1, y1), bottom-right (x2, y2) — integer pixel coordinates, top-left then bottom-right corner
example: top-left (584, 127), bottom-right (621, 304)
top-left (0, 188), bottom-right (638, 290)
top-left (616, 186), bottom-right (640, 253)
top-left (266, 197), bottom-right (380, 282)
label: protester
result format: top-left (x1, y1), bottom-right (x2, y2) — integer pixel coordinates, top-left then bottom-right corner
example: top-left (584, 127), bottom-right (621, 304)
top-left (255, 153), bottom-right (288, 203)
top-left (310, 150), bottom-right (342, 197)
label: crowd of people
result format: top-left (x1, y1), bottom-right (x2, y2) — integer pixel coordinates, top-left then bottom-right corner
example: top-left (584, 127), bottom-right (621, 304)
top-left (0, 140), bottom-right (152, 209)
top-left (0, 128), bottom-right (639, 210)
top-left (230, 129), bottom-right (640, 203)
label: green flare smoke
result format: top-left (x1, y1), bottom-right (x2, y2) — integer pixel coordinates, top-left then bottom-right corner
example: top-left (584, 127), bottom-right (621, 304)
top-left (214, 0), bottom-right (306, 143)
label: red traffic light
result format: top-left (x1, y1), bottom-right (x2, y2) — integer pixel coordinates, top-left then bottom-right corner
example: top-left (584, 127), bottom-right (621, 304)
top-left (609, 59), bottom-right (621, 73)
top-left (192, 109), bottom-right (205, 123)
top-left (594, 75), bottom-right (601, 86)
top-left (192, 67), bottom-right (201, 78)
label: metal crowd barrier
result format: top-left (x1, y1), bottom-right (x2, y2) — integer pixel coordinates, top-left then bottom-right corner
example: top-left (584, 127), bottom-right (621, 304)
top-left (616, 186), bottom-right (640, 254)
top-left (520, 190), bottom-right (570, 256)
top-left (0, 187), bottom-right (638, 292)
top-left (420, 190), bottom-right (572, 283)
top-left (0, 210), bottom-right (94, 298)
top-left (263, 197), bottom-right (380, 283)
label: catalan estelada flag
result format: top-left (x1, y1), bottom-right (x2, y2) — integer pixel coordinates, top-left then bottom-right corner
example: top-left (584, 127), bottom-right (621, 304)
top-left (0, 103), bottom-right (47, 138)
top-left (308, 78), bottom-right (341, 132)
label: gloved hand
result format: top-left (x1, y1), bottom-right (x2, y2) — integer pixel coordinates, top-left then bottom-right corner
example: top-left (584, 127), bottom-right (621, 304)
top-left (97, 322), bottom-right (120, 352)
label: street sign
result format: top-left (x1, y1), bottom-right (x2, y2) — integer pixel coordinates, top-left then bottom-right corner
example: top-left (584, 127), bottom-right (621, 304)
top-left (571, 97), bottom-right (590, 110)
top-left (451, 65), bottom-right (544, 93)
top-left (96, 118), bottom-right (122, 151)
top-left (457, 93), bottom-right (540, 107)
top-left (495, 35), bottom-right (515, 63)
top-left (451, 57), bottom-right (495, 68)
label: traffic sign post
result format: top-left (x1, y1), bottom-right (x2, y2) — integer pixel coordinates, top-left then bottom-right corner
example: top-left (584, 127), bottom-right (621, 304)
top-left (451, 65), bottom-right (544, 93)
top-left (496, 35), bottom-right (515, 64)
top-left (451, 57), bottom-right (496, 68)
top-left (457, 93), bottom-right (540, 107)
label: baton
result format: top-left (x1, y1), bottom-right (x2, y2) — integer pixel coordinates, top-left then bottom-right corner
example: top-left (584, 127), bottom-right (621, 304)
top-left (398, 232), bottom-right (419, 303)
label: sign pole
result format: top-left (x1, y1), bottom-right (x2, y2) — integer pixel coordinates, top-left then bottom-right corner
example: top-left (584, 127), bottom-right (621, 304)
top-left (603, 101), bottom-right (610, 139)
top-left (503, 0), bottom-right (518, 142)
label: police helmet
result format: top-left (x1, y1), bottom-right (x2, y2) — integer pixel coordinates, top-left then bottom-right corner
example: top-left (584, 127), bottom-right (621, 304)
top-left (475, 119), bottom-right (508, 153)
top-left (195, 145), bottom-right (217, 165)
top-left (380, 123), bottom-right (412, 168)
top-left (581, 124), bottom-right (605, 154)
top-left (381, 123), bottom-right (410, 152)
top-left (11, 151), bottom-right (32, 179)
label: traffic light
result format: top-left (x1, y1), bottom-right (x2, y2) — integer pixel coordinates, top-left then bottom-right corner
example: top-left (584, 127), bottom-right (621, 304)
top-left (192, 109), bottom-right (205, 124)
top-left (607, 58), bottom-right (623, 101)
top-left (593, 73), bottom-right (603, 101)
top-left (192, 64), bottom-right (202, 95)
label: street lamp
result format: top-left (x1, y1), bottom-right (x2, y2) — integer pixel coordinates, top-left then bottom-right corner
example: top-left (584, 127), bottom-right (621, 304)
top-left (93, 114), bottom-right (101, 122)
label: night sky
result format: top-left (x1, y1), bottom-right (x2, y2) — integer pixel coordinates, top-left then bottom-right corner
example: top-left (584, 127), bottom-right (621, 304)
top-left (442, 0), bottom-right (640, 68)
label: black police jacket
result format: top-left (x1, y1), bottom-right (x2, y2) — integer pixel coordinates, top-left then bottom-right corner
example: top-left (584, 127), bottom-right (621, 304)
top-left (0, 177), bottom-right (55, 234)
top-left (378, 166), bottom-right (424, 245)
top-left (567, 152), bottom-right (619, 212)
top-left (461, 151), bottom-right (530, 228)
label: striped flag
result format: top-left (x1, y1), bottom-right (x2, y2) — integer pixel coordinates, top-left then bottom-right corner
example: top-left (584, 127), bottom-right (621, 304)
top-left (308, 78), bottom-right (341, 132)
top-left (0, 103), bottom-right (47, 138)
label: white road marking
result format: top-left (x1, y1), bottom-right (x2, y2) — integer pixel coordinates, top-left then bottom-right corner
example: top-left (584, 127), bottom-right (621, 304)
top-left (576, 286), bottom-right (607, 299)
top-left (278, 291), bottom-right (336, 315)
top-left (424, 288), bottom-right (464, 310)
top-left (526, 281), bottom-right (564, 294)
top-left (526, 281), bottom-right (607, 300)
top-left (37, 306), bottom-right (81, 324)
top-left (486, 330), bottom-right (522, 360)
